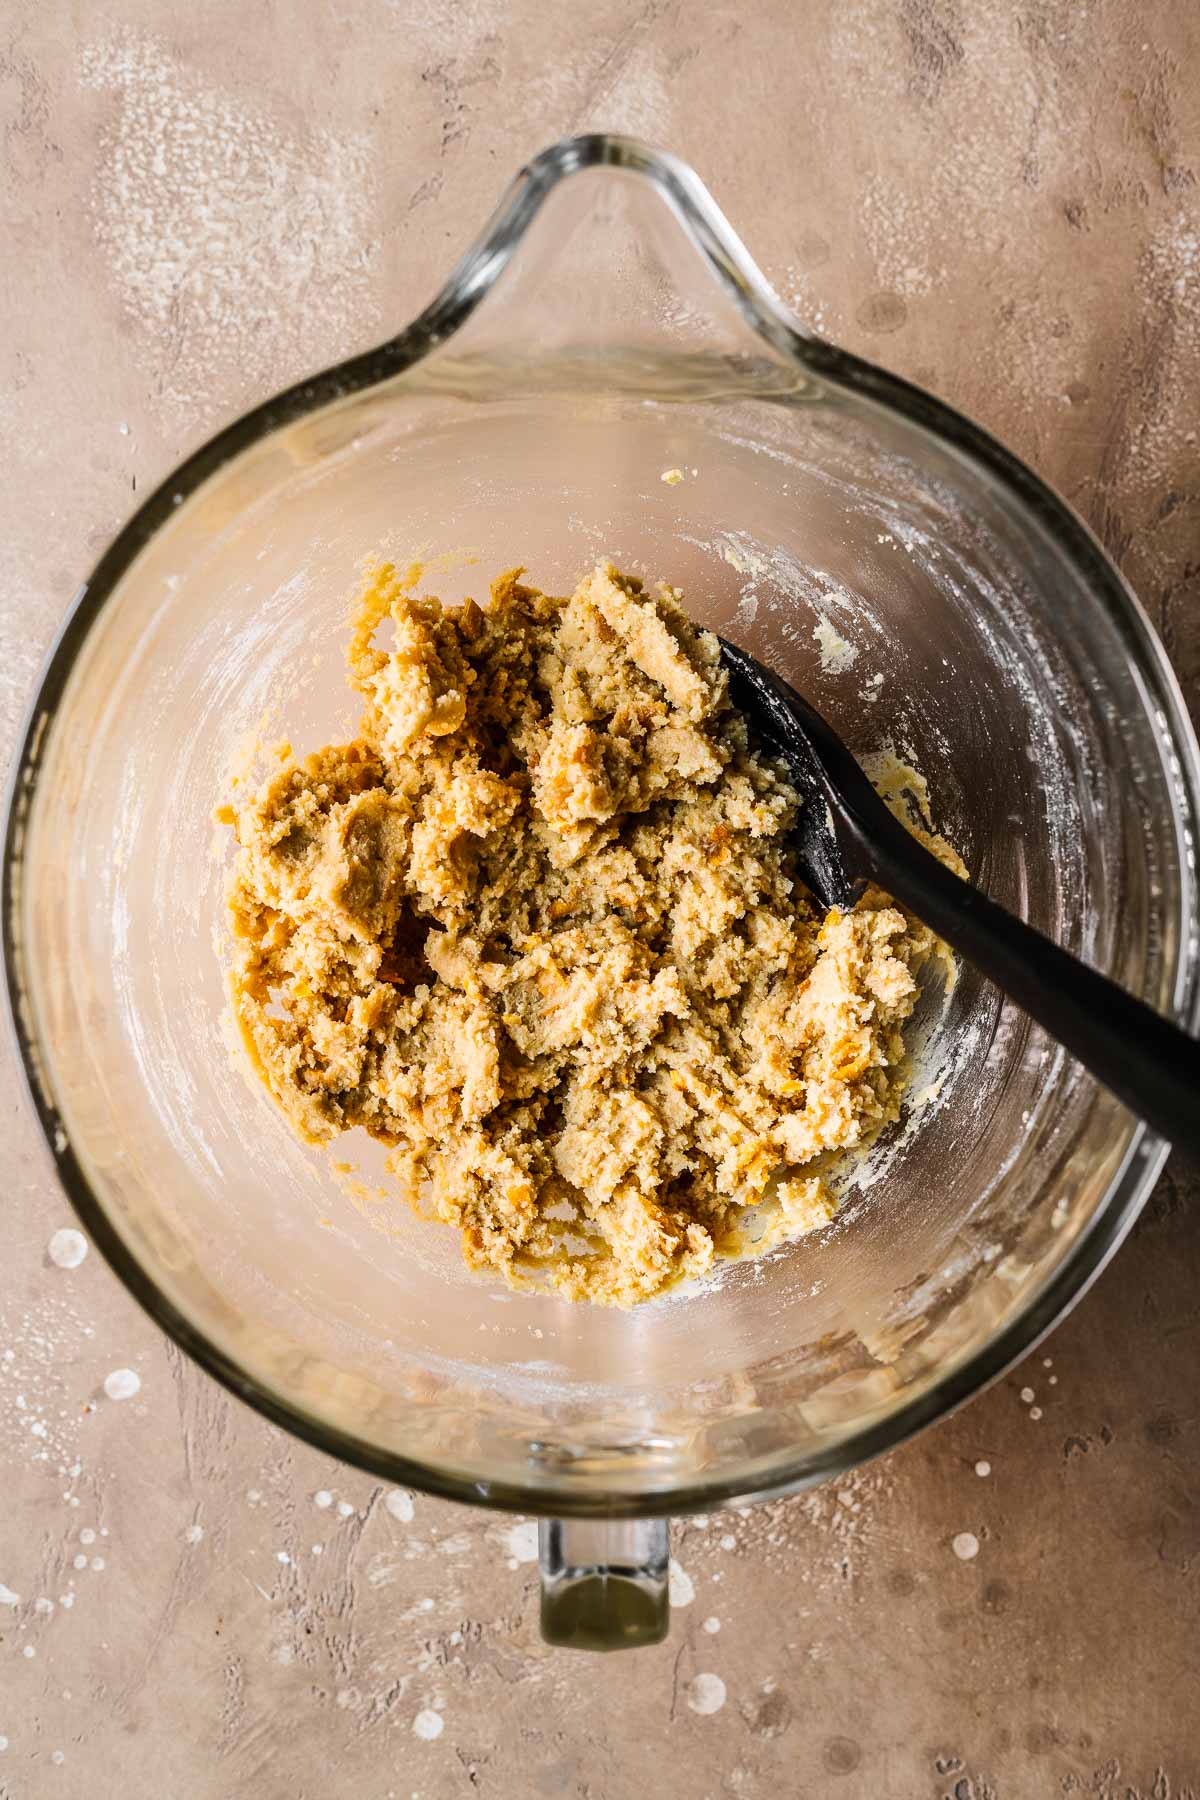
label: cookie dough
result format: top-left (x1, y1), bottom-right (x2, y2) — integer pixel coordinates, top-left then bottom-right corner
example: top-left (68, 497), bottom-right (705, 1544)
top-left (220, 560), bottom-right (944, 1305)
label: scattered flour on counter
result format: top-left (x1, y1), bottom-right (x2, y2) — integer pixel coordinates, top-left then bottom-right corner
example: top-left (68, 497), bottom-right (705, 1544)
top-left (385, 1489), bottom-right (415, 1524)
top-left (47, 1230), bottom-right (88, 1270)
top-left (677, 1461), bottom-right (895, 1594)
top-left (0, 1295), bottom-right (95, 1482)
top-left (413, 1709), bottom-right (445, 1741)
top-left (312, 1490), bottom-right (333, 1509)
top-left (687, 1673), bottom-right (727, 1715)
top-left (703, 1615), bottom-right (721, 1633)
top-left (975, 1461), bottom-right (991, 1478)
top-left (79, 31), bottom-right (379, 418)
top-left (952, 1532), bottom-right (980, 1561)
top-left (184, 1524), bottom-right (204, 1545)
top-left (103, 1368), bottom-right (140, 1401)
top-left (0, 1583), bottom-right (20, 1607)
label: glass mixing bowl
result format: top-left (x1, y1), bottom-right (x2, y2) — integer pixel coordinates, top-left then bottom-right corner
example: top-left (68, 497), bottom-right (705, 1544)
top-left (5, 137), bottom-right (1199, 1650)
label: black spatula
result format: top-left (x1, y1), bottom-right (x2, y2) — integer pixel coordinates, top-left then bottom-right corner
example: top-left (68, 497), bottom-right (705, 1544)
top-left (720, 638), bottom-right (1200, 1162)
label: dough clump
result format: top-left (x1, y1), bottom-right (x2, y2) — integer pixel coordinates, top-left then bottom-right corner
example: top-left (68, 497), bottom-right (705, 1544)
top-left (222, 561), bottom-right (941, 1305)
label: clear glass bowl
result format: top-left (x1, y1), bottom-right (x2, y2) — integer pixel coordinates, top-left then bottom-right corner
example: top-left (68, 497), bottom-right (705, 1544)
top-left (5, 137), bottom-right (1199, 1648)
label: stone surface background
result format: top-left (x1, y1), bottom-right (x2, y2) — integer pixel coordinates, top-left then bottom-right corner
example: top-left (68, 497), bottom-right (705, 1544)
top-left (2, 3), bottom-right (1199, 1795)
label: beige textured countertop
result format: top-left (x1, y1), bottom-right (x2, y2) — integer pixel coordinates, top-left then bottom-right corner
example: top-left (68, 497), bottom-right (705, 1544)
top-left (3, 4), bottom-right (1199, 1795)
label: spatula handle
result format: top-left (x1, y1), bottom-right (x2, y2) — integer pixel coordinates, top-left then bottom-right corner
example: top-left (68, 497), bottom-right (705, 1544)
top-left (856, 807), bottom-right (1200, 1161)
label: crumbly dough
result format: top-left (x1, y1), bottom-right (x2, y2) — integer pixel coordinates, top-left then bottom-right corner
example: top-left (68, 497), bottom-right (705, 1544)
top-left (220, 560), bottom-right (944, 1306)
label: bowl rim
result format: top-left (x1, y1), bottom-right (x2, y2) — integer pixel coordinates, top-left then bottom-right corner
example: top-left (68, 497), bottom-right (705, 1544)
top-left (4, 133), bottom-right (1198, 1518)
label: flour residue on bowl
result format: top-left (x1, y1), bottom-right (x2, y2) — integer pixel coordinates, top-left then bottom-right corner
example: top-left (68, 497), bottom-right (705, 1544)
top-left (813, 615), bottom-right (859, 673)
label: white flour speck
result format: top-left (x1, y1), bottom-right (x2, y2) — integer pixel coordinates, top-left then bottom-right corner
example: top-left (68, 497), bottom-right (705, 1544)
top-left (0, 1583), bottom-right (20, 1607)
top-left (385, 1490), bottom-right (415, 1524)
top-left (668, 1560), bottom-right (695, 1607)
top-left (184, 1524), bottom-right (204, 1545)
top-left (703, 1616), bottom-right (721, 1634)
top-left (275, 1552), bottom-right (290, 1565)
top-left (51, 1751), bottom-right (65, 1765)
top-left (975, 1461), bottom-right (991, 1478)
top-left (500, 1521), bottom-right (538, 1564)
top-left (687, 1673), bottom-right (727, 1715)
top-left (47, 1230), bottom-right (88, 1270)
top-left (1029, 1406), bottom-right (1043, 1421)
top-left (413, 1709), bottom-right (444, 1741)
top-left (33, 1598), bottom-right (54, 1616)
top-left (952, 1533), bottom-right (980, 1561)
top-left (0, 1736), bottom-right (8, 1751)
top-left (90, 1557), bottom-right (105, 1572)
top-left (719, 1534), bottom-right (737, 1552)
top-left (336, 1501), bottom-right (354, 1519)
top-left (103, 1368), bottom-right (140, 1402)
top-left (1019, 1387), bottom-right (1035, 1405)
top-left (79, 1529), bottom-right (96, 1547)
top-left (72, 1555), bottom-right (87, 1571)
top-left (311, 1544), bottom-right (323, 1556)
top-left (313, 1490), bottom-right (332, 1509)
top-left (22, 1645), bottom-right (35, 1659)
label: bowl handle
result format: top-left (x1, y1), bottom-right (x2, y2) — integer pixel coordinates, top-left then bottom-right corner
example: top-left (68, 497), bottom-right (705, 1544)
top-left (537, 1517), bottom-right (670, 1651)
